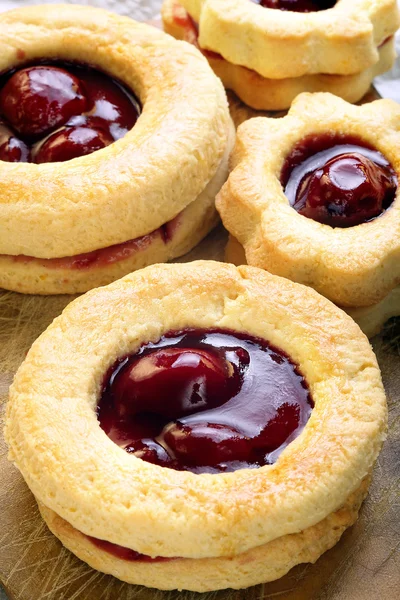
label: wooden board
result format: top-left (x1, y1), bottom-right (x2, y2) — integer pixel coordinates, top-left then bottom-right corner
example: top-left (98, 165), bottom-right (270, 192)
top-left (0, 221), bottom-right (399, 600)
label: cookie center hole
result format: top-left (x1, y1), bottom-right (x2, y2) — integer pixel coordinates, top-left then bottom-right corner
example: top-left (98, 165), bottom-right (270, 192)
top-left (0, 62), bottom-right (140, 163)
top-left (98, 329), bottom-right (314, 474)
top-left (281, 133), bottom-right (398, 227)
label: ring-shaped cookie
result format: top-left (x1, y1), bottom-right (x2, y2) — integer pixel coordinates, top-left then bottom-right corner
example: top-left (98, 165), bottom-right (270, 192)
top-left (0, 4), bottom-right (232, 292)
top-left (179, 0), bottom-right (399, 79)
top-left (163, 0), bottom-right (396, 111)
top-left (6, 261), bottom-right (386, 590)
top-left (217, 93), bottom-right (400, 309)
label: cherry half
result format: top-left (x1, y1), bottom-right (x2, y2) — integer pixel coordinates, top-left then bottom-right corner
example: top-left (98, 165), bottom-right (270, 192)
top-left (0, 62), bottom-right (140, 164)
top-left (282, 134), bottom-right (397, 227)
top-left (253, 0), bottom-right (336, 12)
top-left (98, 329), bottom-right (313, 474)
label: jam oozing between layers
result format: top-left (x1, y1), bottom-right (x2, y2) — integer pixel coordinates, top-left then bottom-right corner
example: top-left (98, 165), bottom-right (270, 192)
top-left (98, 329), bottom-right (313, 474)
top-left (282, 134), bottom-right (398, 227)
top-left (0, 63), bottom-right (140, 163)
top-left (253, 0), bottom-right (336, 12)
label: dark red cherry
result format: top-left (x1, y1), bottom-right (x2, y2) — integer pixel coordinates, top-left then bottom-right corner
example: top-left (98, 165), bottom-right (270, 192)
top-left (0, 121), bottom-right (29, 162)
top-left (98, 329), bottom-right (313, 474)
top-left (0, 66), bottom-right (87, 138)
top-left (112, 347), bottom-right (231, 420)
top-left (282, 134), bottom-right (398, 228)
top-left (254, 0), bottom-right (336, 12)
top-left (88, 536), bottom-right (172, 562)
top-left (34, 126), bottom-right (114, 163)
top-left (295, 153), bottom-right (396, 227)
top-left (75, 70), bottom-right (139, 139)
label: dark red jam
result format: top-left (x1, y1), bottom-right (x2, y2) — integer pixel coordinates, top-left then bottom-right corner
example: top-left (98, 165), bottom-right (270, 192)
top-left (10, 211), bottom-right (182, 270)
top-left (88, 536), bottom-right (173, 562)
top-left (0, 63), bottom-right (140, 163)
top-left (253, 0), bottom-right (336, 12)
top-left (281, 134), bottom-right (398, 227)
top-left (98, 329), bottom-right (313, 474)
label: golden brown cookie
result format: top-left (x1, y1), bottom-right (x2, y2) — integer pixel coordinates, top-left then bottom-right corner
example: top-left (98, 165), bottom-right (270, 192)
top-left (217, 93), bottom-right (400, 335)
top-left (163, 0), bottom-right (398, 110)
top-left (0, 4), bottom-right (233, 294)
top-left (6, 261), bottom-right (387, 590)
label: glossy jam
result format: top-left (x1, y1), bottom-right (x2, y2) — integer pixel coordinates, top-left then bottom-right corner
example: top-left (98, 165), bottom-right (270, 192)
top-left (282, 134), bottom-right (397, 227)
top-left (0, 63), bottom-right (140, 163)
top-left (10, 211), bottom-right (182, 270)
top-left (98, 329), bottom-right (313, 474)
top-left (88, 536), bottom-right (173, 562)
top-left (253, 0), bottom-right (336, 12)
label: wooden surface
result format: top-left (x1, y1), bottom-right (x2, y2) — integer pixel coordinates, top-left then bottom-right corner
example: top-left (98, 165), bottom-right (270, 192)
top-left (0, 223), bottom-right (399, 600)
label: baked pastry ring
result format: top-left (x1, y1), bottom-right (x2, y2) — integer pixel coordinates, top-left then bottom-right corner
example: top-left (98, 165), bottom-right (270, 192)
top-left (6, 261), bottom-right (387, 591)
top-left (163, 0), bottom-right (398, 110)
top-left (217, 93), bottom-right (400, 336)
top-left (179, 0), bottom-right (399, 78)
top-left (0, 4), bottom-right (233, 294)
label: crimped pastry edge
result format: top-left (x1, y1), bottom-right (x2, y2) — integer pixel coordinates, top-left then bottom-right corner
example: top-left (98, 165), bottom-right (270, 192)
top-left (162, 0), bottom-right (396, 111)
top-left (216, 93), bottom-right (400, 308)
top-left (180, 0), bottom-right (399, 79)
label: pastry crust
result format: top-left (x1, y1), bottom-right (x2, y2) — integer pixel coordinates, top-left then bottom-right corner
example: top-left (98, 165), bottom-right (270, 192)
top-left (180, 0), bottom-right (399, 79)
top-left (0, 125), bottom-right (233, 295)
top-left (6, 261), bottom-right (386, 565)
top-left (38, 476), bottom-right (369, 591)
top-left (226, 236), bottom-right (400, 338)
top-left (0, 4), bottom-right (231, 259)
top-left (216, 93), bottom-right (400, 308)
top-left (162, 0), bottom-right (396, 111)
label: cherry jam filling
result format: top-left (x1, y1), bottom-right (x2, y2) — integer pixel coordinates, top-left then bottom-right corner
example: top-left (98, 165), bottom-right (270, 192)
top-left (252, 0), bottom-right (336, 11)
top-left (88, 536), bottom-right (174, 562)
top-left (98, 329), bottom-right (313, 474)
top-left (0, 63), bottom-right (140, 163)
top-left (9, 211), bottom-right (182, 270)
top-left (282, 134), bottom-right (398, 227)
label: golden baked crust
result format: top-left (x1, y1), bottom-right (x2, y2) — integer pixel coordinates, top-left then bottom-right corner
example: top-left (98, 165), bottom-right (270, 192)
top-left (226, 236), bottom-right (400, 338)
top-left (162, 0), bottom-right (396, 111)
top-left (180, 0), bottom-right (399, 79)
top-left (38, 476), bottom-right (369, 591)
top-left (0, 4), bottom-right (231, 259)
top-left (6, 261), bottom-right (386, 566)
top-left (217, 93), bottom-right (400, 308)
top-left (0, 124), bottom-right (234, 295)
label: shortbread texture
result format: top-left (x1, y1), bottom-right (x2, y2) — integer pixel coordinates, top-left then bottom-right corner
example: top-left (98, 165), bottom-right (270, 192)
top-left (179, 0), bottom-right (399, 78)
top-left (0, 4), bottom-right (233, 292)
top-left (217, 93), bottom-right (400, 308)
top-left (162, 0), bottom-right (397, 110)
top-left (6, 261), bottom-right (387, 589)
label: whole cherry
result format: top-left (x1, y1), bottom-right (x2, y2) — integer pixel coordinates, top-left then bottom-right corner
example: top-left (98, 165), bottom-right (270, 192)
top-left (111, 347), bottom-right (232, 421)
top-left (34, 126), bottom-right (114, 163)
top-left (0, 66), bottom-right (87, 139)
top-left (295, 152), bottom-right (397, 227)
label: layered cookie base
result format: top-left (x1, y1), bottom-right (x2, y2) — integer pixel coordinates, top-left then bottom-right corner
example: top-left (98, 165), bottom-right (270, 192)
top-left (162, 0), bottom-right (397, 110)
top-left (0, 118), bottom-right (234, 295)
top-left (38, 477), bottom-right (369, 592)
top-left (226, 236), bottom-right (400, 338)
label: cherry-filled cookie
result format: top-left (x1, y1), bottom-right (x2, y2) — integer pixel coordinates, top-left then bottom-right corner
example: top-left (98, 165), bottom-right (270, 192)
top-left (0, 4), bottom-right (234, 294)
top-left (6, 261), bottom-right (387, 591)
top-left (162, 0), bottom-right (399, 110)
top-left (217, 93), bottom-right (400, 337)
